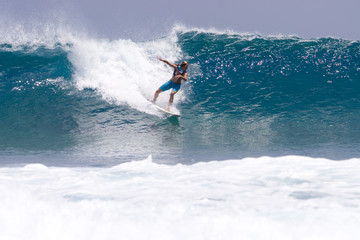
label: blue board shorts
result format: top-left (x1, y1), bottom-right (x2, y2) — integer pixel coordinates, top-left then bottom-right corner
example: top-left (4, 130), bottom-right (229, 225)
top-left (160, 80), bottom-right (181, 93)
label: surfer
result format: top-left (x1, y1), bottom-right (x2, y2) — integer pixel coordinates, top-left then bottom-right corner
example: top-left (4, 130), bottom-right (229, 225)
top-left (152, 58), bottom-right (188, 110)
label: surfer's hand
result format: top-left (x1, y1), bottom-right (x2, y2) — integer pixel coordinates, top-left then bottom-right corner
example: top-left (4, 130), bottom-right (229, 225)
top-left (175, 73), bottom-right (187, 81)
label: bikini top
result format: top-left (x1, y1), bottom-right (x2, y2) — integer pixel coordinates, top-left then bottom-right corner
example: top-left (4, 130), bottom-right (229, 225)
top-left (173, 65), bottom-right (186, 76)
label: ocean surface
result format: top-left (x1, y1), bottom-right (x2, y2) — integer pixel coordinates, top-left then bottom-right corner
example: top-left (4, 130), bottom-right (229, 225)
top-left (1, 26), bottom-right (360, 239)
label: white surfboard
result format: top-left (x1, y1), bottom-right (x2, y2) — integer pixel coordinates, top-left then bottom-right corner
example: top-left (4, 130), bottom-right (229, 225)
top-left (154, 104), bottom-right (180, 117)
top-left (150, 102), bottom-right (180, 117)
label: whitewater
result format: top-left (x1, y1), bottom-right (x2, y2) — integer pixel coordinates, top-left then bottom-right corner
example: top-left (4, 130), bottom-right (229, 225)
top-left (1, 156), bottom-right (360, 240)
top-left (1, 23), bottom-right (360, 239)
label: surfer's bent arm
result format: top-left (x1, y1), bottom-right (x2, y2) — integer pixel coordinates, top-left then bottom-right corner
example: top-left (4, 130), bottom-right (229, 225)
top-left (175, 72), bottom-right (188, 81)
top-left (158, 57), bottom-right (177, 69)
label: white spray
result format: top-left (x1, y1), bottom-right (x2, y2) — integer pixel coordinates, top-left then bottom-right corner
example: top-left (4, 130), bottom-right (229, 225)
top-left (70, 32), bottom-right (184, 115)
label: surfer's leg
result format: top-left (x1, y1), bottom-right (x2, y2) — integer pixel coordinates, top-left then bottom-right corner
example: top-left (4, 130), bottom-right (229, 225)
top-left (167, 91), bottom-right (176, 110)
top-left (154, 80), bottom-right (172, 102)
top-left (166, 83), bottom-right (181, 110)
top-left (153, 88), bottom-right (162, 102)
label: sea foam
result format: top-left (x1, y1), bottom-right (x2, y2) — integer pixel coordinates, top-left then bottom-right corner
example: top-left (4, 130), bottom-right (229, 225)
top-left (69, 34), bottom-right (184, 115)
top-left (0, 156), bottom-right (360, 240)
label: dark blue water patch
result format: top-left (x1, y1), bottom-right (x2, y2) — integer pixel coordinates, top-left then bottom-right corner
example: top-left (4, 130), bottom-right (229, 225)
top-left (0, 46), bottom-right (76, 150)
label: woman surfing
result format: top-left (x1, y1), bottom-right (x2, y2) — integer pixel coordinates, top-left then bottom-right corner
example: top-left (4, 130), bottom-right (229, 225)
top-left (152, 58), bottom-right (189, 110)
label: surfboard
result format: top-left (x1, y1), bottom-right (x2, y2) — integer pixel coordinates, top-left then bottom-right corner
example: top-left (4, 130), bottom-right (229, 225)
top-left (150, 101), bottom-right (180, 117)
top-left (154, 104), bottom-right (180, 117)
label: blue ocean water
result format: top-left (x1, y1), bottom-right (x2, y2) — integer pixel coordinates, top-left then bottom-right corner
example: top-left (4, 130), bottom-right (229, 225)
top-left (1, 28), bottom-right (360, 166)
top-left (2, 26), bottom-right (360, 240)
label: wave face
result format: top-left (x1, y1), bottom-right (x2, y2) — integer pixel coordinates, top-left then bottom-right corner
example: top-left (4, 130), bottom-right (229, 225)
top-left (177, 31), bottom-right (360, 159)
top-left (0, 46), bottom-right (77, 149)
top-left (1, 28), bottom-right (360, 165)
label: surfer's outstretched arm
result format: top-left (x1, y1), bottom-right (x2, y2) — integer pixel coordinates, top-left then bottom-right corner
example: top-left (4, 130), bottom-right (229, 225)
top-left (158, 57), bottom-right (177, 69)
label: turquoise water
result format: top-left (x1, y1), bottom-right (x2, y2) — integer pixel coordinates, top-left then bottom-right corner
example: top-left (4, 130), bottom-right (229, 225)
top-left (1, 29), bottom-right (360, 166)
